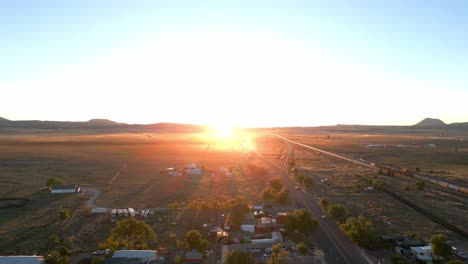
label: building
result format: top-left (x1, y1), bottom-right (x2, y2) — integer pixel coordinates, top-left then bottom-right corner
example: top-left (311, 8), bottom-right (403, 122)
top-left (221, 241), bottom-right (296, 262)
top-left (184, 249), bottom-right (203, 264)
top-left (185, 163), bottom-right (202, 175)
top-left (241, 213), bottom-right (255, 233)
top-left (50, 184), bottom-right (80, 194)
top-left (276, 212), bottom-right (288, 224)
top-left (410, 246), bottom-right (433, 263)
top-left (0, 256), bottom-right (44, 264)
top-left (166, 168), bottom-right (182, 176)
top-left (111, 250), bottom-right (158, 262)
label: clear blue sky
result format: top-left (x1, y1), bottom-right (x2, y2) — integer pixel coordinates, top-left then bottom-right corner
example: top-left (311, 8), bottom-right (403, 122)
top-left (1, 0), bottom-right (467, 126)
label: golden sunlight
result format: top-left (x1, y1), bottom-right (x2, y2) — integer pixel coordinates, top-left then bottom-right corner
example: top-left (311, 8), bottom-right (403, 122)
top-left (211, 123), bottom-right (235, 138)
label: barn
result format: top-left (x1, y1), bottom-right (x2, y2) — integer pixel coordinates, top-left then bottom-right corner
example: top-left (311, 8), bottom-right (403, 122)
top-left (50, 185), bottom-right (80, 194)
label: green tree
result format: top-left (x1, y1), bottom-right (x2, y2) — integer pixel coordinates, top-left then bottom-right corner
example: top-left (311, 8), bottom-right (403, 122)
top-left (285, 208), bottom-right (317, 235)
top-left (90, 257), bottom-right (104, 264)
top-left (327, 204), bottom-right (347, 223)
top-left (415, 180), bottom-right (425, 190)
top-left (228, 196), bottom-right (249, 227)
top-left (44, 250), bottom-right (70, 264)
top-left (276, 188), bottom-right (289, 204)
top-left (269, 179), bottom-right (284, 191)
top-left (261, 187), bottom-right (276, 201)
top-left (320, 198), bottom-right (329, 209)
top-left (430, 234), bottom-right (452, 261)
top-left (46, 177), bottom-right (64, 187)
top-left (50, 234), bottom-right (60, 244)
top-left (341, 215), bottom-right (377, 248)
top-left (59, 208), bottom-right (71, 220)
top-left (390, 254), bottom-right (410, 264)
top-left (224, 250), bottom-right (255, 264)
top-left (99, 218), bottom-right (157, 251)
top-left (296, 242), bottom-right (308, 256)
top-left (198, 239), bottom-right (209, 253)
top-left (185, 230), bottom-right (202, 250)
top-left (268, 243), bottom-right (290, 264)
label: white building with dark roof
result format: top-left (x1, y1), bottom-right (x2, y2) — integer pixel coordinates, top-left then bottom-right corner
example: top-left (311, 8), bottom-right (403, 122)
top-left (50, 185), bottom-right (80, 194)
top-left (0, 256), bottom-right (44, 264)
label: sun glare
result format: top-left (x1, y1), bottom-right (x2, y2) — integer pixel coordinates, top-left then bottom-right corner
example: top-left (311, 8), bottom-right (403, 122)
top-left (212, 123), bottom-right (235, 138)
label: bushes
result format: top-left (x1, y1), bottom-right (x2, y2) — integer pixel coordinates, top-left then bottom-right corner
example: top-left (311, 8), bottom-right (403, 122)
top-left (415, 180), bottom-right (425, 190)
top-left (340, 215), bottom-right (377, 248)
top-left (46, 177), bottom-right (64, 187)
top-left (247, 163), bottom-right (267, 176)
top-left (285, 209), bottom-right (318, 235)
top-left (327, 204), bottom-right (347, 223)
top-left (59, 208), bottom-right (70, 220)
top-left (261, 179), bottom-right (289, 204)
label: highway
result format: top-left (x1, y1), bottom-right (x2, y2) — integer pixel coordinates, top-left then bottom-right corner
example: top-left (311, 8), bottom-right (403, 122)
top-left (254, 144), bottom-right (373, 264)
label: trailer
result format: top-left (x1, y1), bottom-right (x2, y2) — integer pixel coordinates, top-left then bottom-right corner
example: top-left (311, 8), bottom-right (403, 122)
top-left (128, 208), bottom-right (136, 217)
top-left (111, 209), bottom-right (117, 217)
top-left (123, 209), bottom-right (129, 217)
top-left (117, 209), bottom-right (123, 217)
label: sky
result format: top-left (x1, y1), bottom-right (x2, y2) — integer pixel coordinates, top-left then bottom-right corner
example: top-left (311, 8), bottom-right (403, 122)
top-left (1, 0), bottom-right (467, 127)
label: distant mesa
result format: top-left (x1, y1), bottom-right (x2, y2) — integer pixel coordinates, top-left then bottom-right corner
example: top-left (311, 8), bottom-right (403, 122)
top-left (86, 119), bottom-right (122, 126)
top-left (413, 118), bottom-right (446, 127)
top-left (0, 116), bottom-right (10, 122)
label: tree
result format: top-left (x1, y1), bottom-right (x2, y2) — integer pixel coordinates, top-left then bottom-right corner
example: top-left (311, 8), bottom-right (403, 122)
top-left (327, 204), bottom-right (347, 223)
top-left (415, 180), bottom-right (425, 190)
top-left (430, 234), bottom-right (452, 261)
top-left (447, 260), bottom-right (463, 264)
top-left (44, 250), bottom-right (70, 264)
top-left (50, 234), bottom-right (60, 244)
top-left (268, 243), bottom-right (290, 264)
top-left (261, 187), bottom-right (276, 201)
top-left (90, 258), bottom-right (104, 264)
top-left (224, 250), bottom-right (255, 264)
top-left (320, 198), bottom-right (329, 209)
top-left (59, 208), bottom-right (71, 220)
top-left (198, 239), bottom-right (209, 253)
top-left (185, 230), bottom-right (202, 250)
top-left (296, 242), bottom-right (308, 256)
top-left (228, 196), bottom-right (249, 227)
top-left (341, 215), bottom-right (377, 248)
top-left (99, 218), bottom-right (157, 251)
top-left (285, 208), bottom-right (317, 235)
top-left (390, 254), bottom-right (410, 264)
top-left (269, 179), bottom-right (284, 191)
top-left (276, 188), bottom-right (289, 204)
top-left (46, 177), bottom-right (64, 187)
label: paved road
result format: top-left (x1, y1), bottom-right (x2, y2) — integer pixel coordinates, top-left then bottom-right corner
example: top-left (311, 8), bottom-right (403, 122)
top-left (254, 145), bottom-right (373, 264)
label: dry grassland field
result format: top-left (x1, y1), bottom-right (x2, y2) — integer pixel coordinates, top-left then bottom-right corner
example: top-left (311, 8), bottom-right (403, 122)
top-left (0, 130), bottom-right (278, 254)
top-left (274, 129), bottom-right (468, 250)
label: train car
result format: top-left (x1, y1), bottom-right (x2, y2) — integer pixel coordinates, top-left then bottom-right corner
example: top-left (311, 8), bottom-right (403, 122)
top-left (448, 184), bottom-right (460, 191)
top-left (429, 178), bottom-right (439, 184)
top-left (438, 181), bottom-right (449, 188)
top-left (459, 187), bottom-right (468, 194)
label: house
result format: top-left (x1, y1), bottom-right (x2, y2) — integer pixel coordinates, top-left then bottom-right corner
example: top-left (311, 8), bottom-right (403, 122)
top-left (276, 212), bottom-right (288, 224)
top-left (185, 249), bottom-right (203, 264)
top-left (185, 163), bottom-right (202, 175)
top-left (50, 184), bottom-right (80, 194)
top-left (426, 144), bottom-right (436, 148)
top-left (221, 241), bottom-right (296, 262)
top-left (410, 246), bottom-right (433, 263)
top-left (0, 256), bottom-right (44, 264)
top-left (111, 250), bottom-right (158, 262)
top-left (166, 168), bottom-right (182, 176)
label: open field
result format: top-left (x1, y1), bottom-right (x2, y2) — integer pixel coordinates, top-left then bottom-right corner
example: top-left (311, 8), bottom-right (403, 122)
top-left (275, 129), bottom-right (468, 251)
top-left (277, 130), bottom-right (468, 183)
top-left (0, 130), bottom-right (280, 254)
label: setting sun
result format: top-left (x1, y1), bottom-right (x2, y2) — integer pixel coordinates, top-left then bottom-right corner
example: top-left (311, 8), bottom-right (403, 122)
top-left (211, 123), bottom-right (236, 138)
